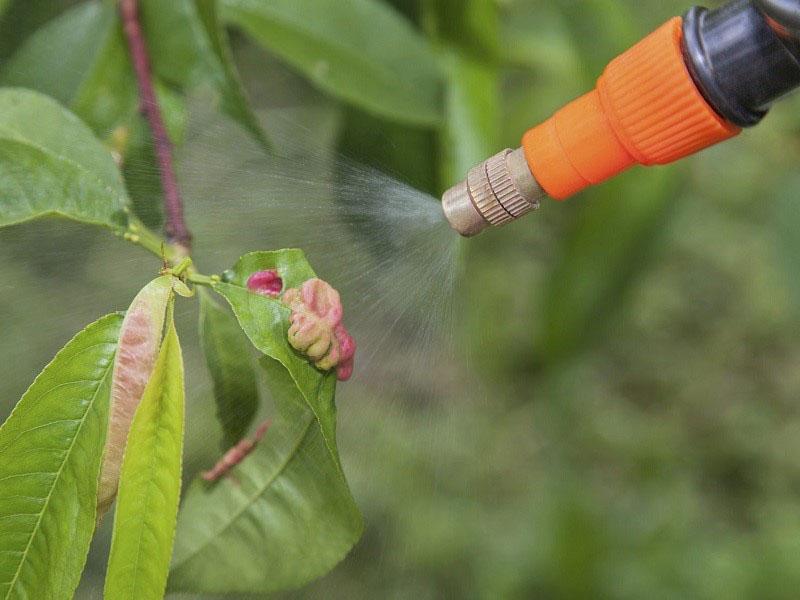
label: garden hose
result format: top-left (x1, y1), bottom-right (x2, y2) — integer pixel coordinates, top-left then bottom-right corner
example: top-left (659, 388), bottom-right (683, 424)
top-left (442, 0), bottom-right (800, 236)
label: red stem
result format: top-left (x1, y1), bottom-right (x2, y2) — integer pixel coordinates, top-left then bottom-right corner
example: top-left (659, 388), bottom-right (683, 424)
top-left (120, 0), bottom-right (191, 250)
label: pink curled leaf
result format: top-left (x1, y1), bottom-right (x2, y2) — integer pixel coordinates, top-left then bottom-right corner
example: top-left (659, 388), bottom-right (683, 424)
top-left (96, 275), bottom-right (173, 518)
top-left (201, 419), bottom-right (272, 482)
top-left (334, 324), bottom-right (356, 381)
top-left (282, 278), bottom-right (355, 381)
top-left (247, 269), bottom-right (283, 297)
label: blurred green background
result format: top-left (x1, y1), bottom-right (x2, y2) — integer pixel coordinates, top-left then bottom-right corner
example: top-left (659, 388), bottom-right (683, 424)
top-left (3, 0), bottom-right (800, 598)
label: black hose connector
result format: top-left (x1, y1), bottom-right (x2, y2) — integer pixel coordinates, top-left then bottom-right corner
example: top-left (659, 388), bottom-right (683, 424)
top-left (682, 0), bottom-right (800, 127)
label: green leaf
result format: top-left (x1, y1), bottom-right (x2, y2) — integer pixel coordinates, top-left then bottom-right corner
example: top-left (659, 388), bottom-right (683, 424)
top-left (139, 0), bottom-right (207, 89)
top-left (104, 310), bottom-right (185, 600)
top-left (220, 0), bottom-right (443, 126)
top-left (169, 356), bottom-right (362, 594)
top-left (439, 52), bottom-right (499, 187)
top-left (555, 0), bottom-right (638, 82)
top-left (211, 250), bottom-right (339, 459)
top-left (421, 0), bottom-right (498, 189)
top-left (0, 2), bottom-right (137, 136)
top-left (0, 313), bottom-right (123, 600)
top-left (421, 0), bottom-right (499, 60)
top-left (138, 0), bottom-right (270, 150)
top-left (122, 84), bottom-right (188, 229)
top-left (198, 288), bottom-right (260, 449)
top-left (0, 0), bottom-right (75, 61)
top-left (194, 0), bottom-right (271, 150)
top-left (0, 88), bottom-right (129, 230)
top-left (97, 275), bottom-right (174, 518)
top-left (536, 166), bottom-right (683, 364)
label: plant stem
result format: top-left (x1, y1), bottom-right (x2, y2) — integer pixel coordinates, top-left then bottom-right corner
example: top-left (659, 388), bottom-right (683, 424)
top-left (126, 217), bottom-right (182, 262)
top-left (127, 218), bottom-right (216, 286)
top-left (186, 272), bottom-right (218, 287)
top-left (120, 0), bottom-right (192, 251)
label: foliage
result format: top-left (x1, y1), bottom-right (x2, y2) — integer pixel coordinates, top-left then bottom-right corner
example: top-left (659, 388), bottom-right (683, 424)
top-left (219, 0), bottom-right (443, 126)
top-left (97, 275), bottom-right (173, 517)
top-left (0, 314), bottom-right (121, 600)
top-left (198, 289), bottom-right (259, 449)
top-left (0, 88), bottom-right (128, 229)
top-left (170, 357), bottom-right (362, 594)
top-left (2, 0), bottom-right (800, 598)
top-left (0, 76), bottom-right (361, 596)
top-left (0, 1), bottom-right (372, 597)
top-left (105, 304), bottom-right (184, 600)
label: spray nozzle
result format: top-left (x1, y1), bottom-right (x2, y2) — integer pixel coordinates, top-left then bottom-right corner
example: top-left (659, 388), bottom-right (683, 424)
top-left (441, 147), bottom-right (544, 237)
top-left (444, 3), bottom-right (800, 239)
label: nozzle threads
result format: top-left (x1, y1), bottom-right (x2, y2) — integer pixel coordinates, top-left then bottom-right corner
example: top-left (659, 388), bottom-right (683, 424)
top-left (441, 148), bottom-right (544, 237)
top-left (467, 153), bottom-right (515, 226)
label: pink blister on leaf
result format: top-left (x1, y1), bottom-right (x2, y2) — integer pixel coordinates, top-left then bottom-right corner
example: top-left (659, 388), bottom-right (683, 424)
top-left (281, 278), bottom-right (356, 381)
top-left (247, 269), bottom-right (283, 297)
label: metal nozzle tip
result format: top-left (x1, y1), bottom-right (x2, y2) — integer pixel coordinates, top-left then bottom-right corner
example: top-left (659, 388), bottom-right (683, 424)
top-left (442, 180), bottom-right (489, 237)
top-left (441, 148), bottom-right (545, 237)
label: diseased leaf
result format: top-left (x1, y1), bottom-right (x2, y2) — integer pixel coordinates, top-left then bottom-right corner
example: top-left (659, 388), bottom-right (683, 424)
top-left (0, 88), bottom-right (129, 230)
top-left (220, 0), bottom-right (443, 126)
top-left (170, 249), bottom-right (362, 593)
top-left (199, 288), bottom-right (260, 449)
top-left (169, 357), bottom-right (362, 594)
top-left (0, 313), bottom-right (123, 600)
top-left (223, 249), bottom-right (317, 289)
top-left (104, 311), bottom-right (185, 600)
top-left (212, 250), bottom-right (339, 459)
top-left (97, 275), bottom-right (174, 518)
top-left (0, 2), bottom-right (137, 137)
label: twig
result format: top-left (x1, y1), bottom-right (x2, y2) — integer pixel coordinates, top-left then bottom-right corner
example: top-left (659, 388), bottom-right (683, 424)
top-left (120, 0), bottom-right (192, 250)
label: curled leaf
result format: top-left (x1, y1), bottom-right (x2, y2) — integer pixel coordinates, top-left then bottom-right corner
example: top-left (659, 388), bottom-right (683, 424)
top-left (201, 419), bottom-right (270, 482)
top-left (104, 312), bottom-right (185, 600)
top-left (282, 278), bottom-right (355, 380)
top-left (96, 275), bottom-right (173, 517)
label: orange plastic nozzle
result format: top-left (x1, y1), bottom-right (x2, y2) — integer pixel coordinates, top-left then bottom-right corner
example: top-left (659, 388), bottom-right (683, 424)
top-left (522, 17), bottom-right (740, 200)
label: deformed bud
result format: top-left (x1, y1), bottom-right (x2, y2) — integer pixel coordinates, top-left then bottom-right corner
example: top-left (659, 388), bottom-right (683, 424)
top-left (247, 269), bottom-right (283, 297)
top-left (281, 278), bottom-right (356, 381)
top-left (334, 324), bottom-right (355, 381)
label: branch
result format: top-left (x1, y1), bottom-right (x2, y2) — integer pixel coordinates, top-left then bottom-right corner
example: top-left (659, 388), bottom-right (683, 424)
top-left (120, 0), bottom-right (192, 251)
